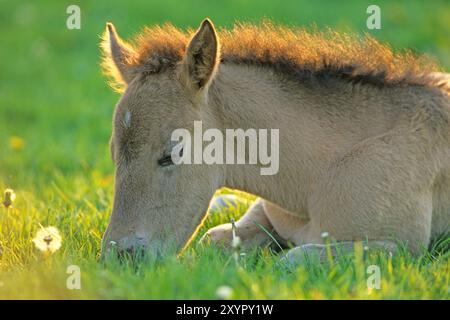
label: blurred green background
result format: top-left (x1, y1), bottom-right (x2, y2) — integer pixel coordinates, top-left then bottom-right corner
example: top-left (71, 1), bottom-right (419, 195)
top-left (0, 0), bottom-right (449, 188)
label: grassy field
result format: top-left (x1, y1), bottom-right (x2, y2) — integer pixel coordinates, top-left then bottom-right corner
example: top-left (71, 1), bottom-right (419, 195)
top-left (0, 0), bottom-right (449, 299)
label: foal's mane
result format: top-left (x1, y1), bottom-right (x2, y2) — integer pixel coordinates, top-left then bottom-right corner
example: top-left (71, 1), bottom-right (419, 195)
top-left (102, 21), bottom-right (442, 91)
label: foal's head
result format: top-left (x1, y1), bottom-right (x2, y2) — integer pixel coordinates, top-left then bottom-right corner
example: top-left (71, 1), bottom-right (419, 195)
top-left (101, 19), bottom-right (222, 257)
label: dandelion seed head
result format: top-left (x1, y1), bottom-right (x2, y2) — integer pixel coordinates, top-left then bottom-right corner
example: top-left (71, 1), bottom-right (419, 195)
top-left (32, 226), bottom-right (62, 254)
top-left (321, 232), bottom-right (329, 239)
top-left (216, 285), bottom-right (233, 300)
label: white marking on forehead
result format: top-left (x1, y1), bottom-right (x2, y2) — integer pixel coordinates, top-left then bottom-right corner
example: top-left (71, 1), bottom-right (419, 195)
top-left (124, 110), bottom-right (131, 128)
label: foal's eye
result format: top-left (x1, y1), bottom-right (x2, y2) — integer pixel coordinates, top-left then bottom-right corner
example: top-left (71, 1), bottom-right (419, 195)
top-left (157, 154), bottom-right (174, 167)
top-left (158, 145), bottom-right (183, 167)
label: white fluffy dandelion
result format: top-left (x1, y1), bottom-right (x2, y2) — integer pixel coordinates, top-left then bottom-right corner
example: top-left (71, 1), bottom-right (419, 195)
top-left (32, 226), bottom-right (62, 254)
top-left (321, 232), bottom-right (329, 239)
top-left (216, 285), bottom-right (233, 300)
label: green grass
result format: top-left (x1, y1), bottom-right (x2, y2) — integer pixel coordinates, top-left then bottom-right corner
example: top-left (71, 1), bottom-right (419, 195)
top-left (0, 0), bottom-right (449, 299)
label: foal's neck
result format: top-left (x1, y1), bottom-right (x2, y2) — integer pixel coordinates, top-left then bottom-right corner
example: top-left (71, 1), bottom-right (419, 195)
top-left (209, 63), bottom-right (398, 213)
top-left (209, 64), bottom-right (315, 212)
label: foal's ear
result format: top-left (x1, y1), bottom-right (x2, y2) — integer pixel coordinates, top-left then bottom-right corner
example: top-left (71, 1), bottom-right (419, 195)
top-left (101, 22), bottom-right (137, 89)
top-left (181, 19), bottom-right (220, 91)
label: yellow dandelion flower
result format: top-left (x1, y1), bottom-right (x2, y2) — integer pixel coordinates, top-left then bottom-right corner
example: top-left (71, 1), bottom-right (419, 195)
top-left (309, 289), bottom-right (325, 299)
top-left (9, 136), bottom-right (25, 151)
top-left (99, 174), bottom-right (113, 188)
top-left (32, 226), bottom-right (62, 254)
top-left (2, 189), bottom-right (16, 208)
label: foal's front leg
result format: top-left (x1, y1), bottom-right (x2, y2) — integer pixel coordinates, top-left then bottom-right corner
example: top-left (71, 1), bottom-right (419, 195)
top-left (200, 198), bottom-right (279, 248)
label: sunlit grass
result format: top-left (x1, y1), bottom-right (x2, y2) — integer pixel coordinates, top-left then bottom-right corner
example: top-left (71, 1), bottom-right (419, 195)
top-left (0, 177), bottom-right (449, 299)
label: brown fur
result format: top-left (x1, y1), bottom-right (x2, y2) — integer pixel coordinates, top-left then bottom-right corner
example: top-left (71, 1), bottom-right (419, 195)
top-left (102, 20), bottom-right (444, 92)
top-left (100, 19), bottom-right (450, 260)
